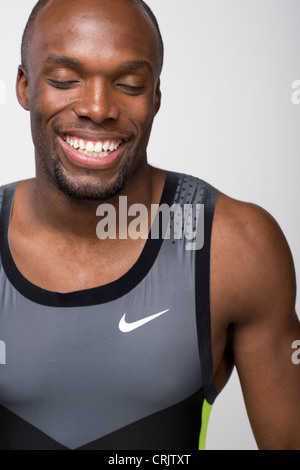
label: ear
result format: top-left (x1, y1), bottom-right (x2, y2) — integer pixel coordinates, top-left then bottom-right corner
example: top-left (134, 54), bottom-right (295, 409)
top-left (154, 78), bottom-right (161, 115)
top-left (16, 65), bottom-right (30, 111)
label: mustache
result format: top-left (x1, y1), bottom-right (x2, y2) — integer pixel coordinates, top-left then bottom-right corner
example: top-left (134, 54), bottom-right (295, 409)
top-left (53, 122), bottom-right (134, 135)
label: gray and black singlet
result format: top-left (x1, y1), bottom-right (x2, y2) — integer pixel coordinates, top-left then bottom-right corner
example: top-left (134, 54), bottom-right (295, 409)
top-left (0, 171), bottom-right (219, 450)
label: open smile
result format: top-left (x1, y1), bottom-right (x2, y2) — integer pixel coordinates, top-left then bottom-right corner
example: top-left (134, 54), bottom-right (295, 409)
top-left (58, 134), bottom-right (129, 169)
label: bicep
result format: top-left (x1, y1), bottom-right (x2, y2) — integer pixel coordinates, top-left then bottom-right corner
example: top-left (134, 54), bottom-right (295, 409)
top-left (230, 207), bottom-right (300, 449)
top-left (233, 311), bottom-right (300, 450)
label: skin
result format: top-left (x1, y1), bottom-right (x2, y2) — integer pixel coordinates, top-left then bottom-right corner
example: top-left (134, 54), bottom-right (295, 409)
top-left (15, 0), bottom-right (164, 290)
top-left (13, 0), bottom-right (300, 450)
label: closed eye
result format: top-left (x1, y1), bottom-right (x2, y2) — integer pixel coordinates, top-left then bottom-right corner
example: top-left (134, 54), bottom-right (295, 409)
top-left (116, 84), bottom-right (145, 94)
top-left (48, 80), bottom-right (79, 89)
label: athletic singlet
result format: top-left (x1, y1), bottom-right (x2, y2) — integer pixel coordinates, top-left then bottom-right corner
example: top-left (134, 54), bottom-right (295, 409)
top-left (0, 171), bottom-right (219, 450)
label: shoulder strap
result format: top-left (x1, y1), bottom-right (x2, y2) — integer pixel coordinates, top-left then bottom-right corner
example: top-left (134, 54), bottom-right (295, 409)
top-left (0, 182), bottom-right (19, 228)
top-left (195, 182), bottom-right (219, 404)
top-left (0, 185), bottom-right (5, 211)
top-left (0, 182), bottom-right (19, 264)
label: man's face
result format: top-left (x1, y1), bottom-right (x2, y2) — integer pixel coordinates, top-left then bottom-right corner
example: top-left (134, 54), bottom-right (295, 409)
top-left (18, 0), bottom-right (161, 201)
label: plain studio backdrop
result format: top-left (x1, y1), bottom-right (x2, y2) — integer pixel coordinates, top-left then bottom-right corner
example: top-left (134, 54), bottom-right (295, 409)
top-left (0, 0), bottom-right (299, 450)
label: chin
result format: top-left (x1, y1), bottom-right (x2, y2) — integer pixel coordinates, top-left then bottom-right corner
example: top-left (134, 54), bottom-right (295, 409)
top-left (52, 158), bottom-right (131, 202)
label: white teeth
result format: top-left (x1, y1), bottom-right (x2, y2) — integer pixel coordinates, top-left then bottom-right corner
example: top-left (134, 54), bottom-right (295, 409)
top-left (80, 150), bottom-right (110, 158)
top-left (102, 141), bottom-right (110, 152)
top-left (64, 135), bottom-right (122, 158)
top-left (94, 142), bottom-right (103, 153)
top-left (86, 141), bottom-right (94, 152)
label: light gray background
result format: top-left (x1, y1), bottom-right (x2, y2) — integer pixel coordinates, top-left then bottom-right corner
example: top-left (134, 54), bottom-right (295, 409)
top-left (0, 0), bottom-right (299, 450)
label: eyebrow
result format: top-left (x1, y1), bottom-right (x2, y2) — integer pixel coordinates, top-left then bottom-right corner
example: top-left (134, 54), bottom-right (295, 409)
top-left (44, 54), bottom-right (82, 68)
top-left (117, 60), bottom-right (153, 73)
top-left (43, 54), bottom-right (153, 73)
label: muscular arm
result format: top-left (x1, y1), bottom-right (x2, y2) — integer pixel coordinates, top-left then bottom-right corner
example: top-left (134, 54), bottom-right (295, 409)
top-left (211, 194), bottom-right (300, 450)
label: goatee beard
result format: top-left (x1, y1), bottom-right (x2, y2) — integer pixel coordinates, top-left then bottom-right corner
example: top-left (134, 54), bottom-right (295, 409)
top-left (52, 157), bottom-right (131, 202)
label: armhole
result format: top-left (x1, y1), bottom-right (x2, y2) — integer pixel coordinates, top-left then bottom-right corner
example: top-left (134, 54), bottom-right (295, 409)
top-left (195, 182), bottom-right (219, 405)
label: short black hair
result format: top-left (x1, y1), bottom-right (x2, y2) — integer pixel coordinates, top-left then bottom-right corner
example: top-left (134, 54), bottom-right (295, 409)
top-left (21, 0), bottom-right (164, 75)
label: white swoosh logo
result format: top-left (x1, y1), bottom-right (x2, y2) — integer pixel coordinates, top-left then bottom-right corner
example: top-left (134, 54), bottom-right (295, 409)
top-left (119, 309), bottom-right (170, 333)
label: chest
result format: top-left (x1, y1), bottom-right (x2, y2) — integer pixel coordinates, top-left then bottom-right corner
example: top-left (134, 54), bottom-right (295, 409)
top-left (8, 228), bottom-right (146, 292)
top-left (0, 249), bottom-right (202, 448)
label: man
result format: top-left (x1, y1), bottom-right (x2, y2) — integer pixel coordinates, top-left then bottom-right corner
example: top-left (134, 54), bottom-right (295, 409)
top-left (0, 0), bottom-right (299, 450)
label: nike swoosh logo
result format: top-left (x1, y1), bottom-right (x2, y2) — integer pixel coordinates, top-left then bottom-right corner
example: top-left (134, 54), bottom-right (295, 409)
top-left (119, 309), bottom-right (170, 333)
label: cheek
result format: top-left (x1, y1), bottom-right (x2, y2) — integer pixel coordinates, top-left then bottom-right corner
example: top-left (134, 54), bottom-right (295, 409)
top-left (29, 98), bottom-right (58, 149)
top-left (122, 97), bottom-right (156, 135)
top-left (29, 80), bottom-right (73, 124)
top-left (29, 94), bottom-right (71, 151)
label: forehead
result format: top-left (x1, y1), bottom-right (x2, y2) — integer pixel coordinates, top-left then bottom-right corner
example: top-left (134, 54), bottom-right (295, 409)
top-left (29, 0), bottom-right (160, 74)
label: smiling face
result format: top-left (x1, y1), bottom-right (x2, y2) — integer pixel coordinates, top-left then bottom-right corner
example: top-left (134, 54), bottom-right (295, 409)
top-left (17, 0), bottom-right (162, 201)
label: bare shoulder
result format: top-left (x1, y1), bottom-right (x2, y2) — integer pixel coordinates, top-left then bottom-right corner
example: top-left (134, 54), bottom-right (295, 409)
top-left (211, 191), bottom-right (297, 325)
top-left (210, 192), bottom-right (300, 449)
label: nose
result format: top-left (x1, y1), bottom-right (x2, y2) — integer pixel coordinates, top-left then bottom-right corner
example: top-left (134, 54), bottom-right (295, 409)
top-left (73, 79), bottom-right (120, 124)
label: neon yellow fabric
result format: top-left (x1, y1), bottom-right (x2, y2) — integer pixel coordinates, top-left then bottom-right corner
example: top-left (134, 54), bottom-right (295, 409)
top-left (198, 400), bottom-right (213, 450)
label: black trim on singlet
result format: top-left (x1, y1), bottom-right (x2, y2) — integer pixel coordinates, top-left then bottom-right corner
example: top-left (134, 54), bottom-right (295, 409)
top-left (79, 388), bottom-right (204, 450)
top-left (0, 172), bottom-right (179, 308)
top-left (0, 389), bottom-right (205, 450)
top-left (0, 404), bottom-right (67, 450)
top-left (195, 183), bottom-right (219, 404)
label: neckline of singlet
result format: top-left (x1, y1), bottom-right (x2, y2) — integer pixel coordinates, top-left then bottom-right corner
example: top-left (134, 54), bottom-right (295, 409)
top-left (0, 171), bottom-right (180, 307)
